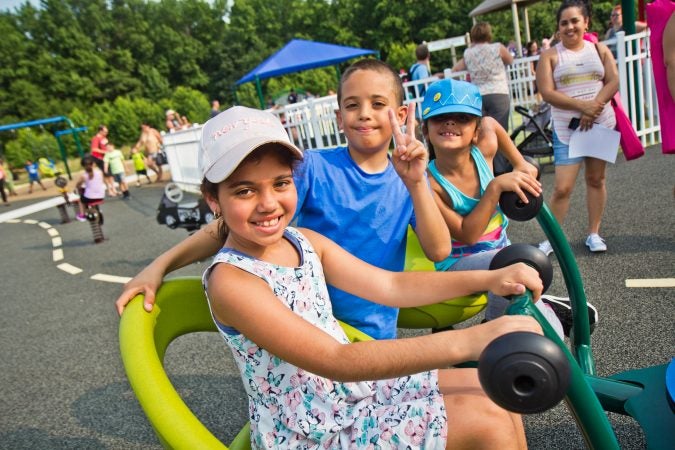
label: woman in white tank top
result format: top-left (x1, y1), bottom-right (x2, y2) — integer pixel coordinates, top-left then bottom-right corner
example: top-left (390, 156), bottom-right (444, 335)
top-left (535, 0), bottom-right (619, 254)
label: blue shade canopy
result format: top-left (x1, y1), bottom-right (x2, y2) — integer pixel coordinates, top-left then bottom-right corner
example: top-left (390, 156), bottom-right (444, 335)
top-left (235, 39), bottom-right (377, 85)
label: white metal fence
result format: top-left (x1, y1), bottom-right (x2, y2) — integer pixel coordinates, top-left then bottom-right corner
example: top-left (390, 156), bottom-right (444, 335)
top-left (163, 31), bottom-right (661, 189)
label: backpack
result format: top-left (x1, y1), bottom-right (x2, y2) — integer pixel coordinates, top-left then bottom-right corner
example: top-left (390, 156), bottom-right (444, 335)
top-left (407, 63), bottom-right (425, 100)
top-left (408, 63), bottom-right (420, 99)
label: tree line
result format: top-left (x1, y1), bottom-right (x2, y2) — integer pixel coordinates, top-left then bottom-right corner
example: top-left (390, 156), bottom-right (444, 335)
top-left (1, 0), bottom-right (618, 169)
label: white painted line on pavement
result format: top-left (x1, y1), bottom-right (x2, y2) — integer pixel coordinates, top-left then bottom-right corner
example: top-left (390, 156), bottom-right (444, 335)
top-left (5, 219), bottom-right (21, 223)
top-left (38, 221), bottom-right (51, 229)
top-left (47, 228), bottom-right (59, 237)
top-left (52, 237), bottom-right (62, 247)
top-left (0, 193), bottom-right (80, 223)
top-left (23, 219), bottom-right (37, 224)
top-left (57, 263), bottom-right (82, 275)
top-left (91, 274), bottom-right (132, 284)
top-left (53, 249), bottom-right (64, 262)
top-left (626, 278), bottom-right (675, 288)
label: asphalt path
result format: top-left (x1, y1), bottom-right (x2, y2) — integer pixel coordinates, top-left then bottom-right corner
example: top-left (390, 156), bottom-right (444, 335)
top-left (0, 146), bottom-right (673, 449)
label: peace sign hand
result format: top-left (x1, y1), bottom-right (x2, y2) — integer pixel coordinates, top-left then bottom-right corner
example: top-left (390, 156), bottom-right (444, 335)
top-left (389, 103), bottom-right (428, 186)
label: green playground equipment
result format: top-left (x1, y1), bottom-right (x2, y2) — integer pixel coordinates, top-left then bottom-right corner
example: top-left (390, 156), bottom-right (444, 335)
top-left (119, 277), bottom-right (373, 450)
top-left (119, 202), bottom-right (674, 449)
top-left (0, 116), bottom-right (86, 180)
top-left (400, 227), bottom-right (488, 329)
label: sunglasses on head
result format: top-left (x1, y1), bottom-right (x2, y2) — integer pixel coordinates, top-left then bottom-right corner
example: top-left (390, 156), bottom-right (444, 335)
top-left (429, 113), bottom-right (476, 124)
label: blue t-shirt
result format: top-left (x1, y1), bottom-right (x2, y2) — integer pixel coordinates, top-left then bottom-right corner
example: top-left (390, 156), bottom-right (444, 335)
top-left (294, 147), bottom-right (417, 339)
top-left (25, 162), bottom-right (39, 180)
top-left (409, 62), bottom-right (430, 98)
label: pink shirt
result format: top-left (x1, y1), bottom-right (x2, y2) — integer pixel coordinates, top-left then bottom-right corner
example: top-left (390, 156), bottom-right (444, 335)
top-left (84, 169), bottom-right (106, 199)
top-left (647, 0), bottom-right (675, 154)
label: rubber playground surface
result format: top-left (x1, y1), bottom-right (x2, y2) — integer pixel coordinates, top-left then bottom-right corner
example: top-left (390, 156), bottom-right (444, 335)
top-left (0, 146), bottom-right (673, 449)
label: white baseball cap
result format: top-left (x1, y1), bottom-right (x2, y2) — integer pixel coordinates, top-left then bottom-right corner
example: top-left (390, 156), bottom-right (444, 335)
top-left (199, 106), bottom-right (303, 183)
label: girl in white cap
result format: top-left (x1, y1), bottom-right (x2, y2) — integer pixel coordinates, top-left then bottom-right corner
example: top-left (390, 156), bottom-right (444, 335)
top-left (198, 105), bottom-right (542, 449)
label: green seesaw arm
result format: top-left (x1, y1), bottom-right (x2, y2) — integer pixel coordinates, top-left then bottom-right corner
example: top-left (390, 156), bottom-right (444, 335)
top-left (507, 293), bottom-right (619, 450)
top-left (536, 202), bottom-right (595, 375)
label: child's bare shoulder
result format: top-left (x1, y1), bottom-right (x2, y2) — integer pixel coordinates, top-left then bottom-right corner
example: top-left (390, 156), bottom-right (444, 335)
top-left (296, 227), bottom-right (333, 254)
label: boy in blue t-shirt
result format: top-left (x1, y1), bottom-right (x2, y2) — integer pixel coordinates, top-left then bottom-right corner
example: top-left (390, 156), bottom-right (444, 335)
top-left (25, 160), bottom-right (46, 193)
top-left (115, 59), bottom-right (450, 340)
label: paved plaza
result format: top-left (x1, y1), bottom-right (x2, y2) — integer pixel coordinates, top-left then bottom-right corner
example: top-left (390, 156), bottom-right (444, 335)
top-left (0, 146), bottom-right (673, 449)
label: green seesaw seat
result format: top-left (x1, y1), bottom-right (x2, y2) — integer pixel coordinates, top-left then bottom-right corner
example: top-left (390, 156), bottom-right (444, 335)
top-left (119, 278), bottom-right (384, 449)
top-left (399, 227), bottom-right (488, 329)
top-left (119, 229), bottom-right (487, 448)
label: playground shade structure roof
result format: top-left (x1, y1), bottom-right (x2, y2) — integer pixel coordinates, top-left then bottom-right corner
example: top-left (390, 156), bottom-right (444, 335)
top-left (469, 0), bottom-right (543, 17)
top-left (235, 39), bottom-right (377, 85)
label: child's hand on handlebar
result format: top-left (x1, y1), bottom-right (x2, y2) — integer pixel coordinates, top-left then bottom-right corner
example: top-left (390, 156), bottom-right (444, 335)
top-left (488, 263), bottom-right (543, 301)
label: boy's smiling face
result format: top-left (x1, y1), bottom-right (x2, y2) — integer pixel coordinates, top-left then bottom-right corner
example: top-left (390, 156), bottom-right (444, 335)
top-left (337, 69), bottom-right (407, 158)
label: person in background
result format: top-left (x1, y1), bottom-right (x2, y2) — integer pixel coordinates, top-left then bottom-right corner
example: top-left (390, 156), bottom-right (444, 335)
top-left (409, 43), bottom-right (432, 100)
top-left (132, 121), bottom-right (164, 182)
top-left (542, 38), bottom-right (552, 50)
top-left (90, 124), bottom-right (115, 194)
top-left (526, 40), bottom-right (543, 104)
top-left (287, 88), bottom-right (298, 104)
top-left (0, 159), bottom-right (10, 206)
top-left (1, 158), bottom-right (17, 197)
top-left (75, 155), bottom-right (106, 222)
top-left (536, 0), bottom-right (619, 255)
top-left (210, 99), bottom-right (220, 118)
top-left (646, 0), bottom-right (675, 155)
top-left (453, 22), bottom-right (514, 132)
top-left (103, 143), bottom-right (129, 199)
top-left (130, 146), bottom-right (152, 186)
top-left (165, 109), bottom-right (189, 132)
top-left (604, 4), bottom-right (647, 57)
top-left (24, 159), bottom-right (46, 194)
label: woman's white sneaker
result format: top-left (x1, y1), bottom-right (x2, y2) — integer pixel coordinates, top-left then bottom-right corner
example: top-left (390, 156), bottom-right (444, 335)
top-left (585, 233), bottom-right (607, 252)
top-left (538, 240), bottom-right (553, 256)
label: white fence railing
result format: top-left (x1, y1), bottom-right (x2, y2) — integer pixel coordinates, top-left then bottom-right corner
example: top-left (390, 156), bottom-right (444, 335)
top-left (163, 30), bottom-right (661, 189)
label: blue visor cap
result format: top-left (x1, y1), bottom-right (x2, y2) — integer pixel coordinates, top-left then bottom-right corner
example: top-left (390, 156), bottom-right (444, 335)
top-left (421, 79), bottom-right (483, 120)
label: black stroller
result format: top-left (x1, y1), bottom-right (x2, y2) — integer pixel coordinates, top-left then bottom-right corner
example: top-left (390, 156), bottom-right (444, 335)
top-left (510, 103), bottom-right (553, 160)
top-left (495, 103), bottom-right (554, 175)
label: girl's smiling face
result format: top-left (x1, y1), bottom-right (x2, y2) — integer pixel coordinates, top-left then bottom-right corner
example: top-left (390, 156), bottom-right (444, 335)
top-left (425, 113), bottom-right (480, 155)
top-left (206, 148), bottom-right (297, 255)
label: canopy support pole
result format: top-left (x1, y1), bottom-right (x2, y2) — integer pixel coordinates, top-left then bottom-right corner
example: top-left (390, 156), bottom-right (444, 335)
top-left (523, 7), bottom-right (531, 44)
top-left (512, 3), bottom-right (523, 57)
top-left (255, 76), bottom-right (265, 109)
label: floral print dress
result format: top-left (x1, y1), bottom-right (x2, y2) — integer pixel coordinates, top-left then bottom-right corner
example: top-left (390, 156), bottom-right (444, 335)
top-left (203, 227), bottom-right (448, 449)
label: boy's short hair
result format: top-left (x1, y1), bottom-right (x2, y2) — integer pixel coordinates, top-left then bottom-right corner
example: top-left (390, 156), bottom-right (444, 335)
top-left (337, 59), bottom-right (404, 107)
top-left (415, 43), bottom-right (429, 61)
top-left (470, 22), bottom-right (493, 43)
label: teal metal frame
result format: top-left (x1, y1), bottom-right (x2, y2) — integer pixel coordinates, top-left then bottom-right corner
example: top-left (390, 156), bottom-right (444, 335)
top-left (508, 202), bottom-right (674, 450)
top-left (0, 116), bottom-right (86, 180)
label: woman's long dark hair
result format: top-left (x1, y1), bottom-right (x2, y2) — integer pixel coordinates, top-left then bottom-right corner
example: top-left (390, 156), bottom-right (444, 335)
top-left (557, 0), bottom-right (592, 26)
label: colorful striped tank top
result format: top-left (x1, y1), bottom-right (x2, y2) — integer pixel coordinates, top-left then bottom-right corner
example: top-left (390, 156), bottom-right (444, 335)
top-left (428, 146), bottom-right (509, 271)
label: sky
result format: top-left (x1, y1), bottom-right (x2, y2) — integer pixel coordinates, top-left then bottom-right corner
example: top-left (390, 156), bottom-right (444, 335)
top-left (0, 0), bottom-right (41, 11)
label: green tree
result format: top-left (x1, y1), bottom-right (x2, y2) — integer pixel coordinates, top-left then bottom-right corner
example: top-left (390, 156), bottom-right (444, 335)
top-left (4, 128), bottom-right (59, 169)
top-left (169, 86), bottom-right (210, 125)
